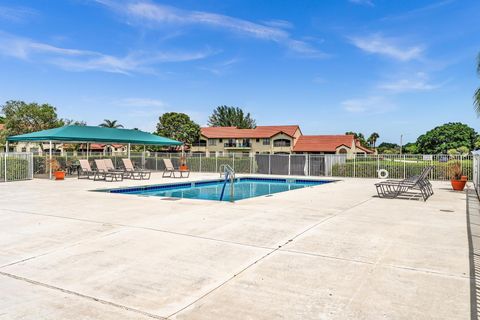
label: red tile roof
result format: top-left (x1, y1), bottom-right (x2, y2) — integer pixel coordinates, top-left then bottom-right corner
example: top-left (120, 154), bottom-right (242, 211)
top-left (293, 135), bottom-right (373, 153)
top-left (201, 125), bottom-right (300, 139)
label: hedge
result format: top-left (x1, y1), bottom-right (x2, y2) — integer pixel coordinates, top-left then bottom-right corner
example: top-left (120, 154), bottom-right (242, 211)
top-left (0, 157), bottom-right (30, 181)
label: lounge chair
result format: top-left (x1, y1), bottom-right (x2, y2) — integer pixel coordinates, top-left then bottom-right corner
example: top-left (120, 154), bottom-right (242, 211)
top-left (162, 158), bottom-right (189, 178)
top-left (94, 159), bottom-right (124, 182)
top-left (375, 166), bottom-right (434, 201)
top-left (122, 158), bottom-right (151, 180)
top-left (78, 159), bottom-right (96, 180)
top-left (104, 158), bottom-right (123, 172)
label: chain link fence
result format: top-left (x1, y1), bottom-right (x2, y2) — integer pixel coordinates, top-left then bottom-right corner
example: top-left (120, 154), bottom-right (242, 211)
top-left (31, 151), bottom-right (472, 181)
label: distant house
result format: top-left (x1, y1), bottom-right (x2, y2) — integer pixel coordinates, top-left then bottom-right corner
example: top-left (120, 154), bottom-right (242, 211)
top-left (191, 125), bottom-right (303, 156)
top-left (293, 135), bottom-right (374, 155)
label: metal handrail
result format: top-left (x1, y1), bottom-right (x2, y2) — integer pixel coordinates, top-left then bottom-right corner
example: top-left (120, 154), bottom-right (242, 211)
top-left (219, 164), bottom-right (235, 178)
top-left (219, 164), bottom-right (235, 202)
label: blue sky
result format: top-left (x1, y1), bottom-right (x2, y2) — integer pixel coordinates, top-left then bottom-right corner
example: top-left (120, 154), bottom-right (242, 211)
top-left (0, 0), bottom-right (479, 144)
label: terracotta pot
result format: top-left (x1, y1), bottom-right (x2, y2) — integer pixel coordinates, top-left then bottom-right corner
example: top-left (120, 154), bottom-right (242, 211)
top-left (451, 179), bottom-right (466, 191)
top-left (461, 175), bottom-right (468, 181)
top-left (54, 171), bottom-right (65, 180)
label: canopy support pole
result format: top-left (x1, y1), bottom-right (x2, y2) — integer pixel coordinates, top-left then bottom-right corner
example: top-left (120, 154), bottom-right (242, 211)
top-left (128, 143), bottom-right (131, 159)
top-left (5, 141), bottom-right (9, 153)
top-left (49, 140), bottom-right (52, 180)
top-left (86, 143), bottom-right (89, 161)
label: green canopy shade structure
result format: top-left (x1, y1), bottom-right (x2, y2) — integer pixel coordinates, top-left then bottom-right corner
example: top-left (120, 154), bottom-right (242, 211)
top-left (7, 125), bottom-right (182, 146)
top-left (6, 125), bottom-right (182, 179)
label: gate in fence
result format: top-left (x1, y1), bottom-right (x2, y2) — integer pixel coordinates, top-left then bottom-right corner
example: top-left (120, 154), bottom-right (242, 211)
top-left (1, 152), bottom-right (33, 182)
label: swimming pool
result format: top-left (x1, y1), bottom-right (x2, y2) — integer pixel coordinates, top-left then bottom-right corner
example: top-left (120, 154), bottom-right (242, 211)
top-left (103, 177), bottom-right (335, 202)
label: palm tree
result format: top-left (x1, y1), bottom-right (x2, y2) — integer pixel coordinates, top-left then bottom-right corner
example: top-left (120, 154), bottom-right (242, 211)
top-left (99, 119), bottom-right (123, 128)
top-left (208, 106), bottom-right (256, 128)
top-left (475, 53), bottom-right (480, 116)
top-left (368, 132), bottom-right (380, 149)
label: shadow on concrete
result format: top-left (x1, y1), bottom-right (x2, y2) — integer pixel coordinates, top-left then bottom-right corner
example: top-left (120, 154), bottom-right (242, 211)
top-left (467, 188), bottom-right (480, 320)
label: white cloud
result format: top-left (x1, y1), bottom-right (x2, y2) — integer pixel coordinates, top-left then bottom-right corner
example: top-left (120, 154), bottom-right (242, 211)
top-left (378, 73), bottom-right (440, 93)
top-left (342, 96), bottom-right (394, 113)
top-left (349, 0), bottom-right (374, 7)
top-left (96, 0), bottom-right (327, 58)
top-left (0, 31), bottom-right (213, 74)
top-left (199, 57), bottom-right (241, 75)
top-left (349, 34), bottom-right (423, 61)
top-left (0, 5), bottom-right (37, 23)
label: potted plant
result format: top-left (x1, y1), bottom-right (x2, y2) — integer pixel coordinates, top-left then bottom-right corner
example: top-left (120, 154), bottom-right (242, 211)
top-left (179, 154), bottom-right (188, 171)
top-left (449, 161), bottom-right (466, 191)
top-left (49, 158), bottom-right (65, 180)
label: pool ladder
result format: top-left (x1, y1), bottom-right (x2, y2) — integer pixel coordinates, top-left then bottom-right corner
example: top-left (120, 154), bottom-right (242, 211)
top-left (219, 164), bottom-right (235, 202)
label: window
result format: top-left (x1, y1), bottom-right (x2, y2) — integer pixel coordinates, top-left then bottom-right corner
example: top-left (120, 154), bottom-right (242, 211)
top-left (219, 139), bottom-right (223, 142)
top-left (273, 139), bottom-right (291, 147)
top-left (208, 139), bottom-right (216, 146)
top-left (262, 138), bottom-right (270, 145)
top-left (21, 147), bottom-right (27, 152)
top-left (256, 138), bottom-right (260, 142)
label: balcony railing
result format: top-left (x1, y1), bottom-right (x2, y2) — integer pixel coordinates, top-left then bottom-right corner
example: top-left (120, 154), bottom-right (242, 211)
top-left (192, 142), bottom-right (207, 147)
top-left (224, 142), bottom-right (251, 148)
top-left (273, 142), bottom-right (291, 147)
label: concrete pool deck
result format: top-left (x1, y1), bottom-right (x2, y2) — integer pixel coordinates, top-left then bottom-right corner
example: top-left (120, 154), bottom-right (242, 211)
top-left (0, 173), bottom-right (473, 319)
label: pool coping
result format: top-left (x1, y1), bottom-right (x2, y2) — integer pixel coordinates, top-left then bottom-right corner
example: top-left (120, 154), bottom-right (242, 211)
top-left (91, 175), bottom-right (339, 201)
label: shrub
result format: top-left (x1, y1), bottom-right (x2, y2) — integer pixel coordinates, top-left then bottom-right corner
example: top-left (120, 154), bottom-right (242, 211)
top-left (0, 157), bottom-right (30, 181)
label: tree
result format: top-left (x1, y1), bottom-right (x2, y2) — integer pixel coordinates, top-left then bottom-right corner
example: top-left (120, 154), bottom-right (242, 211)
top-left (368, 132), bottom-right (380, 149)
top-left (1, 101), bottom-right (64, 143)
top-left (377, 142), bottom-right (400, 154)
top-left (475, 53), bottom-right (480, 116)
top-left (402, 142), bottom-right (419, 154)
top-left (416, 122), bottom-right (477, 154)
top-left (64, 119), bottom-right (87, 126)
top-left (156, 112), bottom-right (200, 145)
top-left (99, 119), bottom-right (123, 128)
top-left (345, 131), bottom-right (368, 147)
top-left (0, 115), bottom-right (4, 124)
top-left (457, 146), bottom-right (470, 155)
top-left (208, 106), bottom-right (256, 129)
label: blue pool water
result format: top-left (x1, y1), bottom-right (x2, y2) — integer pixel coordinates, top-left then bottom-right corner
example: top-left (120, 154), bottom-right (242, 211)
top-left (106, 177), bottom-right (334, 201)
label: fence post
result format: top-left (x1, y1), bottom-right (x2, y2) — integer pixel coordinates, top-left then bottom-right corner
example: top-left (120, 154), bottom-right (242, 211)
top-left (232, 153), bottom-right (235, 172)
top-left (155, 153), bottom-right (158, 171)
top-left (215, 153), bottom-right (218, 173)
top-left (288, 154), bottom-right (291, 175)
top-left (353, 154), bottom-right (356, 178)
top-left (30, 153), bottom-right (34, 180)
top-left (403, 155), bottom-right (406, 179)
top-left (199, 153), bottom-right (202, 173)
top-left (250, 154), bottom-right (254, 174)
top-left (4, 153), bottom-right (7, 182)
top-left (269, 154), bottom-right (271, 175)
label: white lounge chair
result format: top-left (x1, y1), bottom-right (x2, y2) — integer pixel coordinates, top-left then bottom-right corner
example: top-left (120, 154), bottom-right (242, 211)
top-left (78, 159), bottom-right (96, 180)
top-left (94, 159), bottom-right (123, 182)
top-left (122, 158), bottom-right (151, 180)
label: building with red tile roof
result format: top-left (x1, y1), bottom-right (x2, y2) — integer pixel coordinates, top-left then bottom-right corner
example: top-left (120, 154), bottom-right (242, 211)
top-left (293, 135), bottom-right (374, 154)
top-left (193, 125), bottom-right (373, 155)
top-left (192, 125), bottom-right (302, 155)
